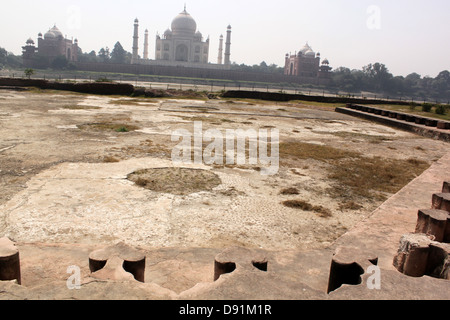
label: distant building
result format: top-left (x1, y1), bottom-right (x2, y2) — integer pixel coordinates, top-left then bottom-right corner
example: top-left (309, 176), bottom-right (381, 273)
top-left (22, 25), bottom-right (78, 68)
top-left (284, 43), bottom-right (332, 79)
top-left (155, 8), bottom-right (210, 64)
top-left (131, 7), bottom-right (231, 70)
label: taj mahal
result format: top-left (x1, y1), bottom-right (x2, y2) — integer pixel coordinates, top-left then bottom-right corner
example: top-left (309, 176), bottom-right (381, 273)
top-left (130, 6), bottom-right (232, 70)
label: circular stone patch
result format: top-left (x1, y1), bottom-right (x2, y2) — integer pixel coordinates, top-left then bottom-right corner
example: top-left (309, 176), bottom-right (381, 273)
top-left (127, 167), bottom-right (222, 195)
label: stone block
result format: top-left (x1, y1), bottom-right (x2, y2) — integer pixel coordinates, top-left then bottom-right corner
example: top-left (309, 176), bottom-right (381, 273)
top-left (437, 122), bottom-right (450, 130)
top-left (393, 233), bottom-right (433, 277)
top-left (0, 237), bottom-right (21, 285)
top-left (443, 181), bottom-right (450, 193)
top-left (405, 115), bottom-right (416, 122)
top-left (432, 193), bottom-right (450, 212)
top-left (425, 119), bottom-right (438, 127)
top-left (415, 117), bottom-right (426, 125)
top-left (393, 233), bottom-right (450, 279)
top-left (415, 209), bottom-right (449, 243)
top-left (396, 113), bottom-right (406, 120)
top-left (89, 242), bottom-right (146, 282)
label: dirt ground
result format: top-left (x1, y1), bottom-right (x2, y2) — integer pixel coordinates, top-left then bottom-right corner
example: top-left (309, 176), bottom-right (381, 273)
top-left (0, 88), bottom-right (448, 252)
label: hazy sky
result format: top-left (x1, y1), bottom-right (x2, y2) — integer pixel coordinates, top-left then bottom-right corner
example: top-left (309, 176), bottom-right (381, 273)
top-left (2, 0), bottom-right (449, 77)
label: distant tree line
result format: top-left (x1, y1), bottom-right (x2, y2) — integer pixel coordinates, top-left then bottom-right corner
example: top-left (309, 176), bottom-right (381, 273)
top-left (0, 47), bottom-right (22, 69)
top-left (230, 61), bottom-right (284, 74)
top-left (330, 63), bottom-right (450, 102)
top-left (78, 42), bottom-right (132, 65)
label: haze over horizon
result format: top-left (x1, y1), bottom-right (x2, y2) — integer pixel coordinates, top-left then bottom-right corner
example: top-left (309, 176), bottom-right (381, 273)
top-left (1, 0), bottom-right (449, 78)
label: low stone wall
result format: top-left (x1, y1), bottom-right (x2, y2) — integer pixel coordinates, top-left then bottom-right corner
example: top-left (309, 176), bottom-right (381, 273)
top-left (222, 90), bottom-right (411, 105)
top-left (0, 78), bottom-right (135, 96)
top-left (336, 105), bottom-right (450, 142)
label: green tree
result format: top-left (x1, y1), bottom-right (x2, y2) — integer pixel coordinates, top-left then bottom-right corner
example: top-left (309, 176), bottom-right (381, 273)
top-left (98, 47), bottom-right (110, 63)
top-left (110, 42), bottom-right (127, 64)
top-left (24, 68), bottom-right (34, 79)
top-left (362, 62), bottom-right (393, 92)
top-left (0, 47), bottom-right (7, 68)
top-left (432, 70), bottom-right (450, 97)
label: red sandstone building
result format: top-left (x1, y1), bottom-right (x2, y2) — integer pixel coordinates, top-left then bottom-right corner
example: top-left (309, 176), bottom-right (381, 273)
top-left (284, 43), bottom-right (332, 79)
top-left (22, 25), bottom-right (78, 68)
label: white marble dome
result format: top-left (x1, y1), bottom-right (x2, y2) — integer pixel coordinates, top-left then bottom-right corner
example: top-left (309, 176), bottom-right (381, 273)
top-left (171, 9), bottom-right (197, 34)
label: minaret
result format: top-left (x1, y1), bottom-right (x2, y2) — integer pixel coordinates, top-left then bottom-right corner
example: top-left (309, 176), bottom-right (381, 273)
top-left (132, 18), bottom-right (139, 64)
top-left (143, 29), bottom-right (149, 60)
top-left (224, 25), bottom-right (232, 65)
top-left (217, 34), bottom-right (224, 64)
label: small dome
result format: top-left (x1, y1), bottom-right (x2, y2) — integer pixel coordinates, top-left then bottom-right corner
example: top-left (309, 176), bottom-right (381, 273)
top-left (45, 26), bottom-right (63, 40)
top-left (171, 8), bottom-right (197, 35)
top-left (322, 59), bottom-right (330, 65)
top-left (50, 25), bottom-right (63, 38)
top-left (300, 43), bottom-right (313, 54)
top-left (38, 32), bottom-right (43, 38)
top-left (44, 30), bottom-right (55, 39)
top-left (305, 50), bottom-right (315, 57)
top-left (26, 38), bottom-right (35, 45)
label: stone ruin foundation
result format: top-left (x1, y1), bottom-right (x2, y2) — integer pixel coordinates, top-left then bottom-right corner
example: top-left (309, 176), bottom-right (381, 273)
top-left (393, 181), bottom-right (450, 280)
top-left (1, 180), bottom-right (449, 299)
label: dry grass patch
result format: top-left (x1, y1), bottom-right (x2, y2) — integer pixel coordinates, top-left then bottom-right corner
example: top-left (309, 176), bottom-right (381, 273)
top-left (328, 157), bottom-right (430, 201)
top-left (109, 98), bottom-right (153, 105)
top-left (109, 139), bottom-right (173, 160)
top-left (77, 122), bottom-right (140, 133)
top-left (127, 167), bottom-right (222, 195)
top-left (338, 201), bottom-right (363, 211)
top-left (280, 141), bottom-right (361, 163)
top-left (102, 155), bottom-right (120, 163)
top-left (282, 199), bottom-right (332, 218)
top-left (280, 187), bottom-right (300, 195)
top-left (62, 105), bottom-right (101, 110)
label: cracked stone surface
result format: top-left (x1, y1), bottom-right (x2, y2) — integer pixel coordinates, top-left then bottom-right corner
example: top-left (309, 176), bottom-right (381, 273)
top-left (0, 89), bottom-right (449, 300)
